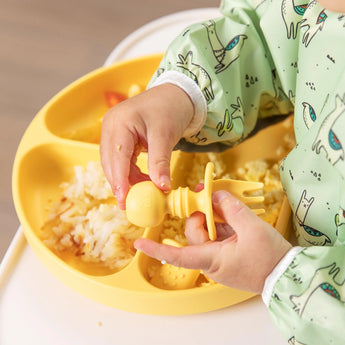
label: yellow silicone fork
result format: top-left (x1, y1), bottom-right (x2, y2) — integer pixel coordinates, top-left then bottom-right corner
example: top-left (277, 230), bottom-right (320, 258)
top-left (126, 162), bottom-right (264, 240)
top-left (149, 238), bottom-right (201, 290)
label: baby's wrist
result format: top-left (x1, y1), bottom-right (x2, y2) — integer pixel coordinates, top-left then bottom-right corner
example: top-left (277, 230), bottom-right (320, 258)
top-left (261, 246), bottom-right (304, 307)
top-left (150, 70), bottom-right (207, 137)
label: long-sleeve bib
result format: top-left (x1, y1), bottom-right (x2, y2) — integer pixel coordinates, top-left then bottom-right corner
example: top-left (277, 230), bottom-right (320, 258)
top-left (149, 0), bottom-right (345, 343)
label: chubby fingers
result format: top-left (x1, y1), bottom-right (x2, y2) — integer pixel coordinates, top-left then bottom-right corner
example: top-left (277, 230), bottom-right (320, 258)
top-left (134, 238), bottom-right (217, 272)
top-left (212, 190), bottom-right (260, 236)
top-left (147, 128), bottom-right (173, 191)
top-left (185, 211), bottom-right (210, 245)
top-left (100, 120), bottom-right (136, 208)
top-left (100, 109), bottom-right (149, 209)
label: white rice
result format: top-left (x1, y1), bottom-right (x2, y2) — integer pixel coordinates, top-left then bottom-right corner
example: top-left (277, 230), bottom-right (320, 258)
top-left (42, 161), bottom-right (144, 271)
top-left (42, 140), bottom-right (290, 272)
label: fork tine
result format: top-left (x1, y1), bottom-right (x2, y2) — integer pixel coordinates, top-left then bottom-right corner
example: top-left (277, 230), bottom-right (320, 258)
top-left (212, 179), bottom-right (264, 195)
top-left (253, 208), bottom-right (265, 216)
top-left (212, 178), bottom-right (265, 213)
top-left (241, 195), bottom-right (265, 204)
top-left (242, 181), bottom-right (264, 192)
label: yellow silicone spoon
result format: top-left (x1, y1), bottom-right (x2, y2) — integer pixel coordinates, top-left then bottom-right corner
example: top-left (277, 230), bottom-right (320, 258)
top-left (126, 162), bottom-right (264, 240)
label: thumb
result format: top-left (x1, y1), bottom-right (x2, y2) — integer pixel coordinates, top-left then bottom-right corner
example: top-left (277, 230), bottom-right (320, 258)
top-left (212, 190), bottom-right (260, 234)
top-left (134, 238), bottom-right (216, 271)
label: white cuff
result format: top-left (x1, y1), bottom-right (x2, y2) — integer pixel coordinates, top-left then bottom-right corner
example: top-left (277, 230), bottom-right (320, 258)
top-left (262, 246), bottom-right (304, 307)
top-left (150, 70), bottom-right (207, 137)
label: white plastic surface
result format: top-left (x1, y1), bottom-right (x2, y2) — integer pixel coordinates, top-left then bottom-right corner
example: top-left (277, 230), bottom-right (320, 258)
top-left (1, 9), bottom-right (286, 344)
top-left (104, 8), bottom-right (221, 65)
top-left (0, 229), bottom-right (286, 345)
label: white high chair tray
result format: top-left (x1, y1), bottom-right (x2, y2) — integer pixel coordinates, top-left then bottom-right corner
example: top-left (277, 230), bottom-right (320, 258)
top-left (0, 9), bottom-right (286, 344)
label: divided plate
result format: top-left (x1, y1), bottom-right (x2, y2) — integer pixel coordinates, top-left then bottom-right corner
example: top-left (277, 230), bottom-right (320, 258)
top-left (12, 54), bottom-right (292, 315)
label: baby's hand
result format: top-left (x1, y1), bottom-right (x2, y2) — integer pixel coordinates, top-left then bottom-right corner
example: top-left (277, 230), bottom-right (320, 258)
top-left (134, 190), bottom-right (292, 294)
top-left (100, 84), bottom-right (194, 209)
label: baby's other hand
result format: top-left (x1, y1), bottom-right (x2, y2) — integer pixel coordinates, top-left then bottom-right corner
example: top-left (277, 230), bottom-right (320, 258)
top-left (134, 190), bottom-right (292, 294)
top-left (100, 84), bottom-right (194, 209)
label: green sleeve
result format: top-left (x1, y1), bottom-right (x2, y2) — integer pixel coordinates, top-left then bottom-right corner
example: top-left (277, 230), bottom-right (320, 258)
top-left (149, 0), bottom-right (293, 150)
top-left (273, 1), bottom-right (345, 338)
top-left (269, 245), bottom-right (345, 344)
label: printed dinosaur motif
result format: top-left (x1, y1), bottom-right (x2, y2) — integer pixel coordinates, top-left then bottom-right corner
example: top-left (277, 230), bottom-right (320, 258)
top-left (312, 95), bottom-right (345, 165)
top-left (335, 208), bottom-right (345, 241)
top-left (204, 20), bottom-right (247, 74)
top-left (281, 0), bottom-right (308, 39)
top-left (296, 189), bottom-right (314, 225)
top-left (336, 208), bottom-right (345, 229)
top-left (300, 0), bottom-right (327, 47)
top-left (290, 263), bottom-right (345, 316)
top-left (216, 97), bottom-right (244, 137)
top-left (176, 51), bottom-right (215, 102)
top-left (302, 101), bottom-right (317, 129)
top-left (190, 131), bottom-right (207, 144)
top-left (295, 189), bottom-right (331, 246)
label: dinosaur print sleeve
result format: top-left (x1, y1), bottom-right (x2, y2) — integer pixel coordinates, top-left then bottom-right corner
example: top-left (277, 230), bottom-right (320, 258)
top-left (271, 90), bottom-right (345, 343)
top-left (270, 0), bottom-right (345, 340)
top-left (268, 245), bottom-right (345, 344)
top-left (148, 0), bottom-right (294, 150)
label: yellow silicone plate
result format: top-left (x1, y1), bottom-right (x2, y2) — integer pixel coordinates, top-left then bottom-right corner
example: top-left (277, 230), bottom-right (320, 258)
top-left (12, 54), bottom-right (293, 315)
